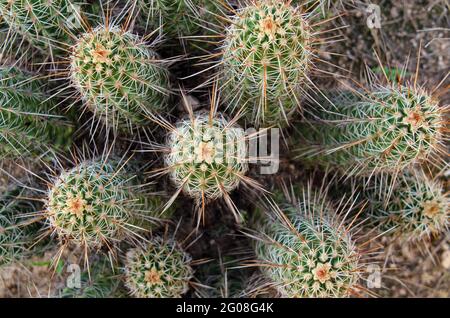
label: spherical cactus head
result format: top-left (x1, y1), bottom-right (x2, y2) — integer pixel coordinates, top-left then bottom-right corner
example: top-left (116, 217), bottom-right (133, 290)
top-left (221, 0), bottom-right (312, 127)
top-left (46, 159), bottom-right (165, 250)
top-left (369, 170), bottom-right (449, 241)
top-left (254, 185), bottom-right (361, 297)
top-left (164, 111), bottom-right (248, 202)
top-left (124, 236), bottom-right (193, 298)
top-left (70, 25), bottom-right (171, 132)
top-left (293, 84), bottom-right (445, 176)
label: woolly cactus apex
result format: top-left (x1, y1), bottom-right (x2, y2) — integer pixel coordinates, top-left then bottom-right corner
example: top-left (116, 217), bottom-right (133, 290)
top-left (366, 171), bottom-right (449, 241)
top-left (59, 256), bottom-right (122, 298)
top-left (46, 159), bottom-right (171, 250)
top-left (253, 185), bottom-right (362, 297)
top-left (220, 0), bottom-right (312, 127)
top-left (293, 85), bottom-right (445, 176)
top-left (124, 236), bottom-right (193, 298)
top-left (136, 0), bottom-right (225, 41)
top-left (0, 0), bottom-right (81, 52)
top-left (164, 111), bottom-right (248, 204)
top-left (70, 25), bottom-right (171, 132)
top-left (0, 185), bottom-right (39, 267)
top-left (0, 66), bottom-right (73, 160)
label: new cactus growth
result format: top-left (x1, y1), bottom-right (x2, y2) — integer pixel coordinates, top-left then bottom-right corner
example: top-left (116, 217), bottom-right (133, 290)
top-left (293, 85), bottom-right (445, 176)
top-left (46, 159), bottom-right (171, 250)
top-left (365, 170), bottom-right (449, 241)
top-left (253, 185), bottom-right (362, 297)
top-left (124, 236), bottom-right (193, 298)
top-left (0, 0), bottom-right (82, 52)
top-left (136, 0), bottom-right (224, 41)
top-left (0, 185), bottom-right (39, 267)
top-left (220, 0), bottom-right (312, 127)
top-left (164, 111), bottom-right (248, 206)
top-left (70, 25), bottom-right (171, 132)
top-left (0, 66), bottom-right (73, 160)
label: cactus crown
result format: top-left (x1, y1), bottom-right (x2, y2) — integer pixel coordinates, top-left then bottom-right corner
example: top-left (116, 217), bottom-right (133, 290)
top-left (70, 25), bottom-right (171, 132)
top-left (220, 0), bottom-right (311, 127)
top-left (293, 85), bottom-right (445, 176)
top-left (254, 185), bottom-right (361, 297)
top-left (367, 171), bottom-right (449, 241)
top-left (0, 66), bottom-right (73, 160)
top-left (46, 158), bottom-right (169, 250)
top-left (165, 111), bottom-right (248, 203)
top-left (0, 0), bottom-right (81, 51)
top-left (124, 236), bottom-right (193, 298)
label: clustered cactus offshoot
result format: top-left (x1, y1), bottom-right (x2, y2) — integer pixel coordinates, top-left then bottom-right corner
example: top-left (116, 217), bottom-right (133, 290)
top-left (220, 0), bottom-right (312, 127)
top-left (364, 170), bottom-right (449, 241)
top-left (0, 66), bottom-right (73, 160)
top-left (70, 25), bottom-right (171, 133)
top-left (293, 85), bottom-right (445, 176)
top-left (253, 185), bottom-right (363, 297)
top-left (124, 236), bottom-right (193, 298)
top-left (46, 158), bottom-right (171, 250)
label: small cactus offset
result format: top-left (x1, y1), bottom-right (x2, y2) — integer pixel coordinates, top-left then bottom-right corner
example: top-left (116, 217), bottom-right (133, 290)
top-left (124, 236), bottom-right (194, 298)
top-left (70, 25), bottom-right (171, 133)
top-left (0, 66), bottom-right (73, 160)
top-left (0, 0), bottom-right (82, 53)
top-left (0, 185), bottom-right (39, 267)
top-left (365, 170), bottom-right (449, 241)
top-left (135, 0), bottom-right (225, 41)
top-left (220, 0), bottom-right (312, 127)
top-left (293, 85), bottom-right (445, 176)
top-left (46, 158), bottom-right (171, 250)
top-left (253, 185), bottom-right (363, 297)
top-left (164, 111), bottom-right (248, 206)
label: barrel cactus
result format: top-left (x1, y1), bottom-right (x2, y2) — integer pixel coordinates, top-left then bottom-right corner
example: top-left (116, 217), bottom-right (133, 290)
top-left (253, 185), bottom-right (363, 297)
top-left (164, 111), bottom-right (248, 207)
top-left (124, 236), bottom-right (193, 298)
top-left (0, 0), bottom-right (82, 53)
top-left (220, 0), bottom-right (312, 127)
top-left (293, 85), bottom-right (445, 176)
top-left (70, 25), bottom-right (171, 133)
top-left (0, 66), bottom-right (73, 160)
top-left (46, 158), bottom-right (172, 250)
top-left (365, 170), bottom-right (448, 241)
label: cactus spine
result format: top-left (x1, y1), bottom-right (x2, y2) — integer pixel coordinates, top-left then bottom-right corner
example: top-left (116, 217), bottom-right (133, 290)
top-left (253, 185), bottom-right (362, 297)
top-left (124, 236), bottom-right (193, 298)
top-left (365, 171), bottom-right (449, 241)
top-left (0, 66), bottom-right (73, 160)
top-left (220, 0), bottom-right (312, 127)
top-left (70, 25), bottom-right (171, 132)
top-left (46, 159), bottom-right (171, 250)
top-left (293, 85), bottom-right (445, 176)
top-left (164, 111), bottom-right (248, 203)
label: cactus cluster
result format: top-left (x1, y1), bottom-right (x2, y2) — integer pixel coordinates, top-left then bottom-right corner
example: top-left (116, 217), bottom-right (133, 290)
top-left (220, 0), bottom-right (312, 127)
top-left (293, 85), bottom-right (445, 176)
top-left (46, 159), bottom-right (170, 250)
top-left (124, 236), bottom-right (193, 298)
top-left (70, 25), bottom-right (171, 132)
top-left (0, 66), bottom-right (73, 160)
top-left (365, 171), bottom-right (448, 241)
top-left (253, 185), bottom-right (362, 298)
top-left (164, 111), bottom-right (248, 203)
